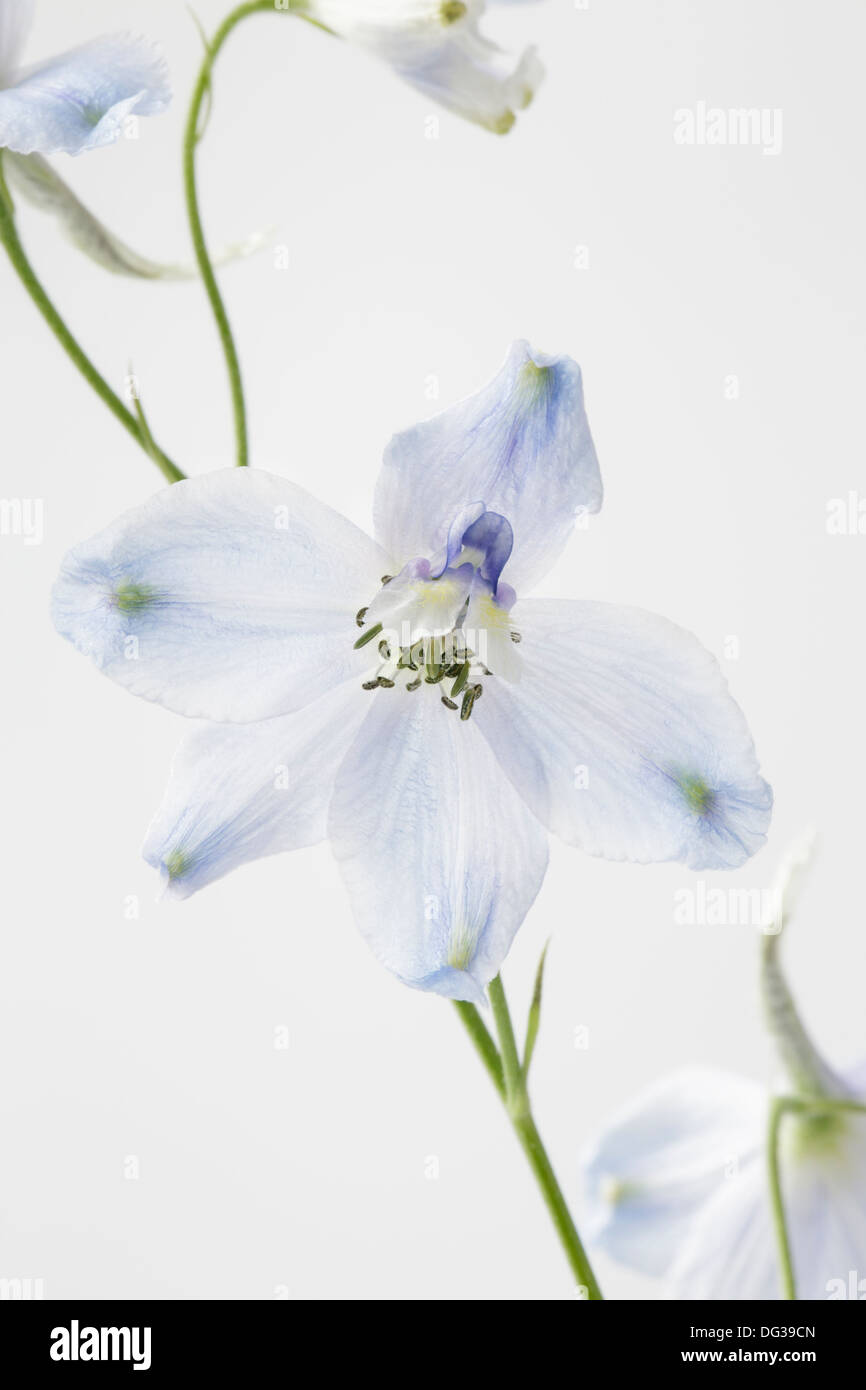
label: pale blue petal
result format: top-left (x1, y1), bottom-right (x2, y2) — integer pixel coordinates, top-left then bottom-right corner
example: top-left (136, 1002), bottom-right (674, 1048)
top-left (374, 341), bottom-right (601, 593)
top-left (307, 2), bottom-right (542, 134)
top-left (581, 1068), bottom-right (765, 1277)
top-left (0, 33), bottom-right (170, 155)
top-left (782, 1108), bottom-right (866, 1301)
top-left (328, 685), bottom-right (548, 1001)
top-left (0, 0), bottom-right (34, 85)
top-left (389, 31), bottom-right (542, 136)
top-left (669, 1074), bottom-right (866, 1300)
top-left (143, 678), bottom-right (368, 899)
top-left (665, 1157), bottom-right (778, 1299)
top-left (52, 469), bottom-right (388, 723)
top-left (475, 598), bottom-right (772, 869)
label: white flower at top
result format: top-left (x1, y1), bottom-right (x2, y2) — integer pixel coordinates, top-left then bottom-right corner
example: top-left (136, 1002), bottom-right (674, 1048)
top-left (300, 0), bottom-right (544, 133)
top-left (52, 341), bottom-right (772, 1002)
top-left (0, 0), bottom-right (170, 156)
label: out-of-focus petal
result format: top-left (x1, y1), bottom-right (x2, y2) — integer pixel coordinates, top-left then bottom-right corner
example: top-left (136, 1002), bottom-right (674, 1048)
top-left (0, 33), bottom-right (170, 155)
top-left (143, 678), bottom-right (368, 899)
top-left (3, 152), bottom-right (269, 278)
top-left (0, 0), bottom-right (34, 86)
top-left (581, 1068), bottom-right (765, 1277)
top-left (475, 598), bottom-right (772, 869)
top-left (328, 684), bottom-right (548, 1001)
top-left (668, 1103), bottom-right (866, 1300)
top-left (52, 469), bottom-right (388, 724)
top-left (374, 342), bottom-right (601, 593)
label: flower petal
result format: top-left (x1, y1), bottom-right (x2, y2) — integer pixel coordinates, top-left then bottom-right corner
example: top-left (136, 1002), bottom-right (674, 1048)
top-left (52, 469), bottom-right (388, 723)
top-left (0, 33), bottom-right (170, 155)
top-left (664, 1156), bottom-right (778, 1299)
top-left (143, 678), bottom-right (368, 899)
top-left (374, 341), bottom-right (601, 593)
top-left (782, 1110), bottom-right (866, 1301)
top-left (0, 0), bottom-right (34, 85)
top-left (328, 686), bottom-right (549, 1001)
top-left (3, 151), bottom-right (269, 279)
top-left (474, 598), bottom-right (772, 868)
top-left (668, 1073), bottom-right (866, 1299)
top-left (306, 1), bottom-right (542, 134)
top-left (581, 1068), bottom-right (765, 1277)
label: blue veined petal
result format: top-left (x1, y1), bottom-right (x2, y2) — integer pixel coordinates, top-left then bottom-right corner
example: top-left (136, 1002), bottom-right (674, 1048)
top-left (52, 469), bottom-right (388, 724)
top-left (0, 0), bottom-right (34, 86)
top-left (580, 1068), bottom-right (766, 1277)
top-left (304, 1), bottom-right (543, 135)
top-left (428, 503), bottom-right (514, 591)
top-left (328, 685), bottom-right (549, 1002)
top-left (0, 33), bottom-right (171, 155)
top-left (474, 598), bottom-right (772, 869)
top-left (374, 341), bottom-right (602, 594)
top-left (143, 678), bottom-right (369, 900)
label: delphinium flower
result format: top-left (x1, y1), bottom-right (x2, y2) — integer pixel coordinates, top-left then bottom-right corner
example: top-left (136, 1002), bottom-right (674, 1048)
top-left (52, 340), bottom-right (772, 1002)
top-left (581, 838), bottom-right (866, 1299)
top-left (0, 0), bottom-right (170, 156)
top-left (0, 2), bottom-right (179, 281)
top-left (298, 0), bottom-right (544, 133)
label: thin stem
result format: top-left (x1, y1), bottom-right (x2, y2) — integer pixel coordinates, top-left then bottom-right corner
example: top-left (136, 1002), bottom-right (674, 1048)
top-left (182, 0), bottom-right (276, 468)
top-left (453, 1001), bottom-right (504, 1098)
top-left (0, 156), bottom-right (184, 484)
top-left (464, 975), bottom-right (604, 1300)
top-left (767, 1097), bottom-right (797, 1300)
top-left (767, 1092), bottom-right (866, 1302)
top-left (487, 975), bottom-right (525, 1107)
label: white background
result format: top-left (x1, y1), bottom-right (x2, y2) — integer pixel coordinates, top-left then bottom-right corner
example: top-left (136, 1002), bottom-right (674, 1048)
top-left (1, 0), bottom-right (865, 1300)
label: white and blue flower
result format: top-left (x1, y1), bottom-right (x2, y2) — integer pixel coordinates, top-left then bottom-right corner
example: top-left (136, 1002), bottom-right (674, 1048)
top-left (0, 0), bottom-right (170, 156)
top-left (52, 340), bottom-right (771, 1001)
top-left (300, 0), bottom-right (544, 134)
top-left (581, 839), bottom-right (866, 1299)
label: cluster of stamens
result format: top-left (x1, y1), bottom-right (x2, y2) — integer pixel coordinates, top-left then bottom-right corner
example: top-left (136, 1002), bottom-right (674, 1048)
top-left (353, 576), bottom-right (496, 721)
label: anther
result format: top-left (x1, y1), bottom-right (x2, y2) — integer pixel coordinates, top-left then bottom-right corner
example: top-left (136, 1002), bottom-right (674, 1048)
top-left (362, 678), bottom-right (381, 691)
top-left (380, 574), bottom-right (393, 586)
top-left (510, 630), bottom-right (522, 644)
top-left (451, 660), bottom-right (471, 697)
top-left (355, 606), bottom-right (368, 628)
top-left (459, 683), bottom-right (483, 721)
top-left (378, 640), bottom-right (392, 660)
top-left (425, 664), bottom-right (446, 684)
top-left (378, 677), bottom-right (395, 689)
top-left (441, 696), bottom-right (458, 710)
top-left (354, 622), bottom-right (383, 649)
top-left (406, 676), bottom-right (422, 692)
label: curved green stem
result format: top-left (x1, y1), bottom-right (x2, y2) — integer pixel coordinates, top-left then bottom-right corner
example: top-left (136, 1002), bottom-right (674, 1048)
top-left (182, 0), bottom-right (278, 468)
top-left (0, 156), bottom-right (184, 484)
top-left (457, 977), bottom-right (603, 1300)
top-left (767, 1097), bottom-right (797, 1300)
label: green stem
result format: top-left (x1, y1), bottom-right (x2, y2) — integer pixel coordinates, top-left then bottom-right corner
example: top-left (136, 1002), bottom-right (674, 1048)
top-left (766, 1091), bottom-right (866, 1302)
top-left (0, 156), bottom-right (184, 484)
top-left (458, 976), bottom-right (603, 1300)
top-left (767, 1097), bottom-right (797, 1300)
top-left (453, 1001), bottom-right (504, 1098)
top-left (182, 0), bottom-right (277, 468)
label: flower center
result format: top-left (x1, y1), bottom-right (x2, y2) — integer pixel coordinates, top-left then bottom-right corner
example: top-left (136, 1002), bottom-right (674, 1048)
top-left (352, 570), bottom-right (520, 720)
